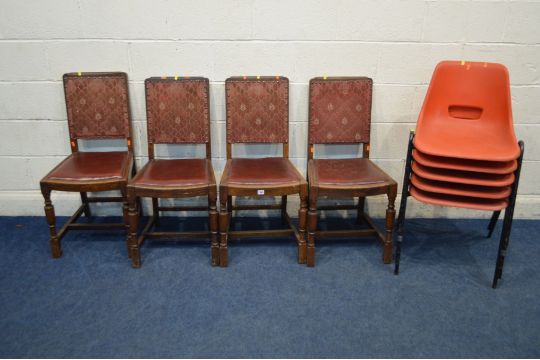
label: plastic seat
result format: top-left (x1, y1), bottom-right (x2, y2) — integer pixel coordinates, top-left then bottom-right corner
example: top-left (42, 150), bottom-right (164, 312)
top-left (410, 186), bottom-right (508, 211)
top-left (127, 77), bottom-right (218, 268)
top-left (394, 61), bottom-right (525, 289)
top-left (411, 174), bottom-right (511, 199)
top-left (40, 72), bottom-right (136, 259)
top-left (414, 61), bottom-right (520, 162)
top-left (412, 161), bottom-right (514, 187)
top-left (412, 149), bottom-right (517, 174)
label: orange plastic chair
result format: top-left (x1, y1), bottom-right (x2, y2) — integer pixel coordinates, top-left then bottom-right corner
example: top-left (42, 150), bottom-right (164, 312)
top-left (410, 174), bottom-right (511, 200)
top-left (412, 150), bottom-right (517, 174)
top-left (411, 162), bottom-right (515, 187)
top-left (414, 61), bottom-right (520, 162)
top-left (394, 61), bottom-right (525, 288)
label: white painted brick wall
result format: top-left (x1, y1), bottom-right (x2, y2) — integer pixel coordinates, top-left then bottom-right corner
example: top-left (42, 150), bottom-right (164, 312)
top-left (0, 0), bottom-right (539, 218)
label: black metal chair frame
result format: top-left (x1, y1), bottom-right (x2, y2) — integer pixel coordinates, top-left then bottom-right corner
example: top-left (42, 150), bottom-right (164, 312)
top-left (394, 131), bottom-right (525, 288)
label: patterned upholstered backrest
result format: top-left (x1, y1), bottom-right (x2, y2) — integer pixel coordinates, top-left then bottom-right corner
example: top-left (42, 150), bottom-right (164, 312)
top-left (145, 77), bottom-right (210, 144)
top-left (309, 77), bottom-right (372, 144)
top-left (63, 72), bottom-right (131, 139)
top-left (225, 77), bottom-right (289, 144)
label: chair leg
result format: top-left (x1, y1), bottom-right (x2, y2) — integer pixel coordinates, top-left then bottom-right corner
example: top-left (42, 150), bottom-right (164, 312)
top-left (80, 192), bottom-right (92, 217)
top-left (394, 196), bottom-right (408, 274)
top-left (209, 191), bottom-right (219, 267)
top-left (307, 197), bottom-right (317, 267)
top-left (121, 188), bottom-right (131, 258)
top-left (298, 190), bottom-right (307, 264)
top-left (42, 188), bottom-right (62, 258)
top-left (357, 197), bottom-right (365, 224)
top-left (152, 197), bottom-right (160, 227)
top-left (384, 187), bottom-right (397, 264)
top-left (127, 193), bottom-right (141, 268)
top-left (394, 131), bottom-right (415, 275)
top-left (130, 164), bottom-right (143, 217)
top-left (492, 141), bottom-right (524, 288)
top-left (487, 210), bottom-right (501, 238)
top-left (496, 211), bottom-right (516, 282)
top-left (219, 192), bottom-right (230, 267)
top-left (227, 195), bottom-right (232, 223)
top-left (281, 195), bottom-right (288, 225)
top-left (492, 209), bottom-right (511, 288)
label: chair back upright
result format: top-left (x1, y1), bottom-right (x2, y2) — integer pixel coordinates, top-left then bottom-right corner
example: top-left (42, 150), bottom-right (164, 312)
top-left (63, 72), bottom-right (133, 153)
top-left (308, 77), bottom-right (373, 160)
top-left (418, 61), bottom-right (514, 135)
top-left (144, 77), bottom-right (211, 160)
top-left (225, 76), bottom-right (289, 159)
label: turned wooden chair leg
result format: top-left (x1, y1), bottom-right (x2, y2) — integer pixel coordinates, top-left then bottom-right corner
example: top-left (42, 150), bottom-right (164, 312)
top-left (42, 187), bottom-right (61, 258)
top-left (219, 192), bottom-right (230, 267)
top-left (307, 196), bottom-right (318, 267)
top-left (209, 191), bottom-right (219, 267)
top-left (131, 164), bottom-right (143, 217)
top-left (127, 192), bottom-right (141, 268)
top-left (152, 197), bottom-right (160, 227)
top-left (298, 190), bottom-right (307, 264)
top-left (80, 192), bottom-right (92, 217)
top-left (384, 187), bottom-right (397, 264)
top-left (121, 187), bottom-right (132, 258)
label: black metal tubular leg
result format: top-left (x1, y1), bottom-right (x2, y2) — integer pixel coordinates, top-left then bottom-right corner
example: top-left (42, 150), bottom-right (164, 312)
top-left (394, 196), bottom-right (409, 275)
top-left (394, 132), bottom-right (415, 275)
top-left (493, 208), bottom-right (511, 286)
top-left (80, 192), bottom-right (92, 217)
top-left (492, 141), bottom-right (524, 289)
top-left (152, 198), bottom-right (160, 227)
top-left (487, 210), bottom-right (501, 238)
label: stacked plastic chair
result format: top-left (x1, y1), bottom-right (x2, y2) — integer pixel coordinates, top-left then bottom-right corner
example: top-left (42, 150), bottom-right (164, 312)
top-left (394, 60), bottom-right (524, 288)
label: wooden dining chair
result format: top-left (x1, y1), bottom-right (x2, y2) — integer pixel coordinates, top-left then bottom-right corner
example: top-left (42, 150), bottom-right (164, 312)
top-left (126, 77), bottom-right (218, 268)
top-left (219, 76), bottom-right (308, 267)
top-left (306, 77), bottom-right (398, 266)
top-left (40, 72), bottom-right (136, 258)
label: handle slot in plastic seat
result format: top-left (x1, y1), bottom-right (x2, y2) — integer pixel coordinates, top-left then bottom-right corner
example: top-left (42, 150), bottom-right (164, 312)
top-left (448, 105), bottom-right (483, 119)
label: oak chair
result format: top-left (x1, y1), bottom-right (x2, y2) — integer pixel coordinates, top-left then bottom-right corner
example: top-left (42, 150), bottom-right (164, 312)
top-left (219, 76), bottom-right (308, 267)
top-left (306, 77), bottom-right (398, 267)
top-left (127, 77), bottom-right (218, 268)
top-left (40, 72), bottom-right (136, 258)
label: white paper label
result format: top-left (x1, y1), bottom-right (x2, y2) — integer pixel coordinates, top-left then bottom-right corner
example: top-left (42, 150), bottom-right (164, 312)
top-left (257, 189), bottom-right (265, 195)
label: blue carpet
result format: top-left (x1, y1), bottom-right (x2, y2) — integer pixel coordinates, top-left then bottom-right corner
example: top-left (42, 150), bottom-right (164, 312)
top-left (1, 216), bottom-right (539, 358)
